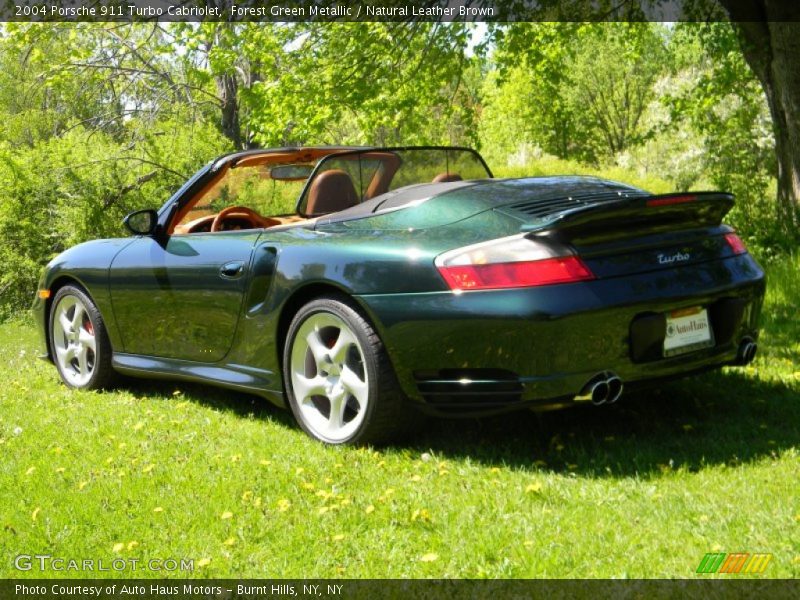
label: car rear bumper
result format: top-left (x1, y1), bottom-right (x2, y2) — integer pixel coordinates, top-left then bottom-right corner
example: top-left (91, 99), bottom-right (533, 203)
top-left (356, 254), bottom-right (766, 416)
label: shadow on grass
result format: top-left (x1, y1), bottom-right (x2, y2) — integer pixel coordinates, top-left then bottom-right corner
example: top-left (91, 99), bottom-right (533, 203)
top-left (118, 376), bottom-right (295, 428)
top-left (117, 366), bottom-right (799, 479)
top-left (405, 368), bottom-right (800, 478)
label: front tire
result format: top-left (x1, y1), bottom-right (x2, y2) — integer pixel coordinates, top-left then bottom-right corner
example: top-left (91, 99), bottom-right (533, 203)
top-left (49, 284), bottom-right (116, 390)
top-left (283, 296), bottom-right (412, 445)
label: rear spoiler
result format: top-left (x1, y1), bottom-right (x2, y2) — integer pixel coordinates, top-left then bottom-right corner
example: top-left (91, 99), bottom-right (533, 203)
top-left (523, 192), bottom-right (735, 243)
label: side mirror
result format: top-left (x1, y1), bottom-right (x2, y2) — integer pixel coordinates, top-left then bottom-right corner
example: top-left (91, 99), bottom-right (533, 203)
top-left (123, 209), bottom-right (158, 236)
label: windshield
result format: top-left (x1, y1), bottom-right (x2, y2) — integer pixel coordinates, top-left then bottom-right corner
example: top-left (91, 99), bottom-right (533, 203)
top-left (297, 147), bottom-right (492, 217)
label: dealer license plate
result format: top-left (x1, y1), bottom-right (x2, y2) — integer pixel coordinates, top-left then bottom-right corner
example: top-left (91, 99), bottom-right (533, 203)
top-left (663, 307), bottom-right (714, 357)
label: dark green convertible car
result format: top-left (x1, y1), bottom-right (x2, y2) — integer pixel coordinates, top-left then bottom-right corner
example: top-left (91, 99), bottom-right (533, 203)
top-left (33, 146), bottom-right (765, 444)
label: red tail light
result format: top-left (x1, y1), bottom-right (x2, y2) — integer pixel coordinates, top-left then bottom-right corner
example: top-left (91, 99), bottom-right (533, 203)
top-left (724, 232), bottom-right (747, 255)
top-left (647, 194), bottom-right (696, 207)
top-left (438, 256), bottom-right (594, 290)
top-left (435, 234), bottom-right (594, 291)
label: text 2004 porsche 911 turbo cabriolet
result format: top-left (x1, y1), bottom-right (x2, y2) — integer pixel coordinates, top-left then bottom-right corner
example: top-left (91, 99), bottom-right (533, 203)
top-left (33, 146), bottom-right (765, 444)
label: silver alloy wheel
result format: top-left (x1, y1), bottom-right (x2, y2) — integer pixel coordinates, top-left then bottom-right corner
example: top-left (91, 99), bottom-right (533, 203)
top-left (52, 295), bottom-right (97, 387)
top-left (289, 312), bottom-right (369, 442)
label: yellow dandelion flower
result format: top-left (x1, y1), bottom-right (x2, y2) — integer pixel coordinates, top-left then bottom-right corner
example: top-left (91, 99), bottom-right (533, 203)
top-left (438, 469), bottom-right (449, 477)
top-left (118, 442), bottom-right (127, 449)
top-left (25, 467), bottom-right (35, 475)
top-left (409, 474), bottom-right (422, 482)
top-left (112, 543), bottom-right (124, 553)
top-left (336, 566), bottom-right (345, 574)
top-left (794, 514), bottom-right (800, 522)
top-left (339, 498), bottom-right (351, 506)
top-left (555, 444), bottom-right (565, 452)
top-left (142, 464), bottom-right (155, 474)
top-left (712, 544), bottom-right (723, 552)
top-left (295, 467), bottom-right (305, 476)
top-left (241, 490), bottom-right (253, 501)
top-left (490, 467), bottom-right (501, 474)
top-left (301, 482), bottom-right (315, 491)
top-left (377, 460), bottom-right (386, 467)
top-left (259, 459), bottom-right (272, 466)
top-left (127, 541), bottom-right (139, 551)
top-left (55, 467), bottom-right (65, 473)
top-left (31, 507), bottom-right (41, 521)
top-left (365, 505), bottom-right (375, 514)
top-left (324, 477), bottom-right (333, 484)
top-left (230, 454), bottom-right (241, 463)
top-left (332, 534), bottom-right (345, 541)
top-left (411, 508), bottom-right (431, 522)
top-left (105, 457), bottom-right (114, 465)
top-left (525, 483), bottom-right (542, 494)
top-left (221, 511), bottom-right (233, 520)
top-left (419, 553), bottom-right (438, 562)
top-left (276, 499), bottom-right (291, 512)
top-left (133, 422), bottom-right (144, 431)
top-left (78, 480), bottom-right (89, 490)
top-left (334, 463), bottom-right (343, 469)
top-left (196, 558), bottom-right (211, 568)
top-left (254, 497), bottom-right (262, 508)
top-left (53, 447), bottom-right (63, 454)
top-left (172, 389), bottom-right (182, 396)
top-left (223, 537), bottom-right (236, 547)
top-left (318, 506), bottom-right (330, 515)
top-left (682, 424), bottom-right (693, 432)
top-left (523, 540), bottom-right (534, 547)
top-left (153, 507), bottom-right (164, 513)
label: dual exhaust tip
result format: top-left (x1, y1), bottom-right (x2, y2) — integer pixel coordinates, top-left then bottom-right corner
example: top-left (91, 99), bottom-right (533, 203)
top-left (574, 372), bottom-right (623, 406)
top-left (737, 337), bottom-right (758, 365)
top-left (575, 338), bottom-right (757, 406)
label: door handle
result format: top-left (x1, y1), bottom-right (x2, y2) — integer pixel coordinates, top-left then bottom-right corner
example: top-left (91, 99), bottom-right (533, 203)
top-left (219, 261), bottom-right (245, 279)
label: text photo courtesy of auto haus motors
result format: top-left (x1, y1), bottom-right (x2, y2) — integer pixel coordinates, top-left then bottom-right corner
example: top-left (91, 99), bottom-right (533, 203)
top-left (36, 146), bottom-right (765, 445)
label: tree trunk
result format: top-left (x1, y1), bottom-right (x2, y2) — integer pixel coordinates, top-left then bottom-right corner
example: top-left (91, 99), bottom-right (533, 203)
top-left (216, 72), bottom-right (242, 150)
top-left (720, 1), bottom-right (800, 234)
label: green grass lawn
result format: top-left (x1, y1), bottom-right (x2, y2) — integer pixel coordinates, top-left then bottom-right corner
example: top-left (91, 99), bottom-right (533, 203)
top-left (1, 255), bottom-right (798, 579)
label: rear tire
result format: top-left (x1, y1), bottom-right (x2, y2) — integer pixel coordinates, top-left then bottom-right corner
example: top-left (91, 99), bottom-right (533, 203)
top-left (49, 284), bottom-right (116, 390)
top-left (282, 296), bottom-right (416, 445)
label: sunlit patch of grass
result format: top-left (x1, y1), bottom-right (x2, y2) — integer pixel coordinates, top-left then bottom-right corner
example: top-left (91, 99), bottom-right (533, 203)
top-left (0, 255), bottom-right (797, 578)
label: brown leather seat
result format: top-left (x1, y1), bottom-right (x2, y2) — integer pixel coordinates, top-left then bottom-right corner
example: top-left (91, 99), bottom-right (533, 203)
top-left (305, 169), bottom-right (359, 216)
top-left (432, 173), bottom-right (462, 183)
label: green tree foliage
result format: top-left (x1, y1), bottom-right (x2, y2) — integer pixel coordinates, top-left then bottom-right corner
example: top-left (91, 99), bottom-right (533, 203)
top-left (485, 23), bottom-right (667, 163)
top-left (663, 23), bottom-right (779, 251)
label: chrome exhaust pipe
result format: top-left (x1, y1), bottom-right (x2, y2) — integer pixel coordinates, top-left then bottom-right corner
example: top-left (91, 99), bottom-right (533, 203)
top-left (574, 372), bottom-right (622, 406)
top-left (589, 380), bottom-right (610, 406)
top-left (737, 338), bottom-right (757, 365)
top-left (606, 376), bottom-right (623, 404)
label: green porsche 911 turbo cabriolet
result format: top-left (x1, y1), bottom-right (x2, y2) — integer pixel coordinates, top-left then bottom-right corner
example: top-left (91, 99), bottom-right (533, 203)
top-left (33, 146), bottom-right (765, 444)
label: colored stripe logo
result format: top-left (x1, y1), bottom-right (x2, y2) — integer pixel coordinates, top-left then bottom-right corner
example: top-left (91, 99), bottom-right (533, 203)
top-left (697, 552), bottom-right (772, 574)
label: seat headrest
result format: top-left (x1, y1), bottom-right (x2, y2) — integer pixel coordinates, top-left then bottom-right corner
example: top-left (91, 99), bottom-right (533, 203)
top-left (432, 173), bottom-right (462, 183)
top-left (305, 170), bottom-right (359, 216)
